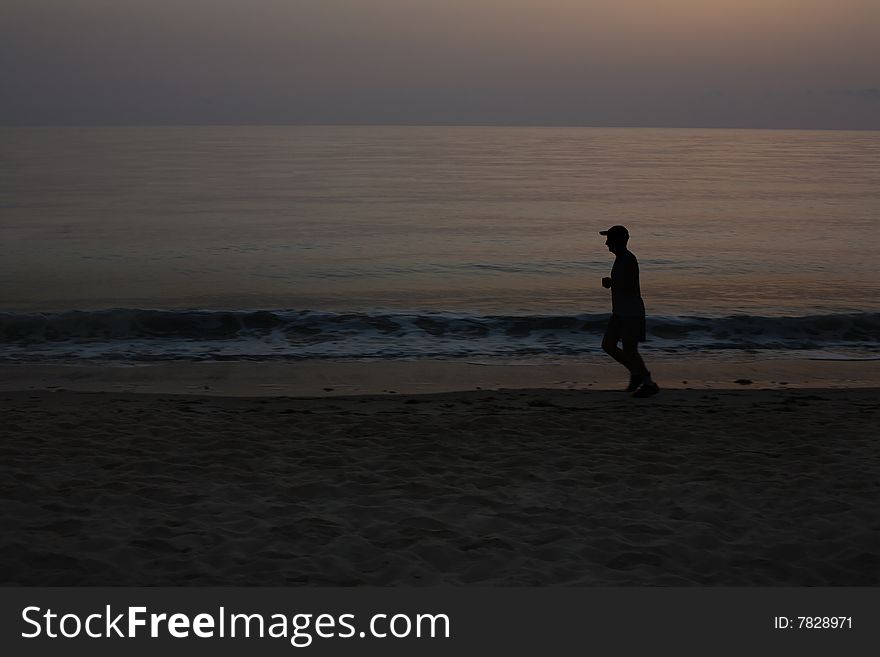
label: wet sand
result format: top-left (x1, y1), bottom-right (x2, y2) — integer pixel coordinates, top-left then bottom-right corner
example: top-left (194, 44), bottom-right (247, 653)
top-left (1, 356), bottom-right (877, 398)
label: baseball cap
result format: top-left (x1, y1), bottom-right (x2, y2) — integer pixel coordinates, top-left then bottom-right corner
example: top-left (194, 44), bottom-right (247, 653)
top-left (599, 225), bottom-right (629, 238)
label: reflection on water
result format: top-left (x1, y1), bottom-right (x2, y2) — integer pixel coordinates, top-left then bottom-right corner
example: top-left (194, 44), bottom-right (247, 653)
top-left (1, 126), bottom-right (878, 315)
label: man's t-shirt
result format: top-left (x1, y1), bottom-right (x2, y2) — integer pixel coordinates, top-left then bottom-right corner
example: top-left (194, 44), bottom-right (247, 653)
top-left (610, 250), bottom-right (646, 317)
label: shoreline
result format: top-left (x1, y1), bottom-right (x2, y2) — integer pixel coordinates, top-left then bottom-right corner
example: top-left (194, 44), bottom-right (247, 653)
top-left (1, 356), bottom-right (878, 397)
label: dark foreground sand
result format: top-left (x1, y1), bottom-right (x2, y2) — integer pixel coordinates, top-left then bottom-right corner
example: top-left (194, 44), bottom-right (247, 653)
top-left (1, 388), bottom-right (877, 585)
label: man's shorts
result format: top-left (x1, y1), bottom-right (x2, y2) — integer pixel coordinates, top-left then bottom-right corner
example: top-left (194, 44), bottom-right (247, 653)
top-left (604, 313), bottom-right (647, 344)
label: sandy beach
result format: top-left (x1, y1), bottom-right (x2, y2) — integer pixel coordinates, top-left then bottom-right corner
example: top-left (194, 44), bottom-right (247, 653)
top-left (1, 381), bottom-right (877, 586)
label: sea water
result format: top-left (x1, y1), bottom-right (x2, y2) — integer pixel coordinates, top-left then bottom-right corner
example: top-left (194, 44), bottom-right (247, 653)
top-left (1, 126), bottom-right (878, 362)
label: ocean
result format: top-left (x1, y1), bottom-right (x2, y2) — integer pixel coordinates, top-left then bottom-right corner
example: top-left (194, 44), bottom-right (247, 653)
top-left (1, 125), bottom-right (878, 362)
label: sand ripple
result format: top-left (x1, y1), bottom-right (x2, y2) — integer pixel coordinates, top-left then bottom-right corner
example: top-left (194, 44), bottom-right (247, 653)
top-left (0, 389), bottom-right (877, 585)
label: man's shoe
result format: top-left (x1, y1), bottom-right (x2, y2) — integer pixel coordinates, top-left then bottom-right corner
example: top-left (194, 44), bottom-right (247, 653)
top-left (625, 373), bottom-right (644, 392)
top-left (632, 382), bottom-right (659, 398)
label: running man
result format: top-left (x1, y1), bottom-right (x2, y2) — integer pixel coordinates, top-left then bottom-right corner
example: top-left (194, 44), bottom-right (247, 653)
top-left (599, 225), bottom-right (659, 397)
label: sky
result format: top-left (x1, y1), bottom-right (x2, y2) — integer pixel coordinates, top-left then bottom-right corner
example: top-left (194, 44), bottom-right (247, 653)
top-left (2, 0), bottom-right (879, 128)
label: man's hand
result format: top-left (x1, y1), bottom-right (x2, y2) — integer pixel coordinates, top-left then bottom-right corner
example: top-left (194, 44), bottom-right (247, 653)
top-left (602, 277), bottom-right (612, 289)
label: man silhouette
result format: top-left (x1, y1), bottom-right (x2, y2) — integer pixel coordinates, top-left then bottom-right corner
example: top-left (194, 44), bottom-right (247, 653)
top-left (599, 225), bottom-right (659, 397)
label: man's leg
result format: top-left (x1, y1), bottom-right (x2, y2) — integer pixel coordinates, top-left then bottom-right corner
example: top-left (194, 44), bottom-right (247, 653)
top-left (602, 335), bottom-right (632, 370)
top-left (624, 340), bottom-right (659, 397)
top-left (602, 315), bottom-right (632, 371)
top-left (621, 340), bottom-right (647, 377)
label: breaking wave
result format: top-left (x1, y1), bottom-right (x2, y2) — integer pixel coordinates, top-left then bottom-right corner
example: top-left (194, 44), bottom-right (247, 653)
top-left (0, 309), bottom-right (877, 362)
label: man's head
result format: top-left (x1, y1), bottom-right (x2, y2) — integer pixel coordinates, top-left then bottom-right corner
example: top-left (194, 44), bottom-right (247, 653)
top-left (599, 225), bottom-right (629, 254)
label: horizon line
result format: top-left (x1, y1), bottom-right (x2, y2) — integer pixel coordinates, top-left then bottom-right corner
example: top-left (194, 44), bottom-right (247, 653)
top-left (2, 122), bottom-right (879, 132)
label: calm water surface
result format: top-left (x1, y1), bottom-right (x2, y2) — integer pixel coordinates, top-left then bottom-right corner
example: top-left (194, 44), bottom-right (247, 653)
top-left (2, 125), bottom-right (878, 314)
